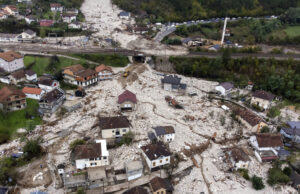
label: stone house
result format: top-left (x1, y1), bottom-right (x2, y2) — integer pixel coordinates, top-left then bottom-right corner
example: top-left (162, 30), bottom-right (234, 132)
top-left (161, 75), bottom-right (187, 93)
top-left (10, 70), bottom-right (26, 84)
top-left (95, 64), bottom-right (113, 80)
top-left (0, 51), bottom-right (24, 73)
top-left (149, 176), bottom-right (173, 194)
top-left (63, 64), bottom-right (98, 87)
top-left (22, 87), bottom-right (45, 100)
top-left (38, 88), bottom-right (65, 114)
top-left (0, 87), bottom-right (26, 112)
top-left (235, 108), bottom-right (267, 133)
top-left (215, 82), bottom-right (234, 96)
top-left (125, 160), bottom-right (143, 181)
top-left (153, 126), bottom-right (175, 142)
top-left (73, 139), bottom-right (109, 169)
top-left (141, 142), bottom-right (171, 170)
top-left (118, 90), bottom-right (137, 111)
top-left (99, 116), bottom-right (131, 139)
top-left (251, 90), bottom-right (275, 110)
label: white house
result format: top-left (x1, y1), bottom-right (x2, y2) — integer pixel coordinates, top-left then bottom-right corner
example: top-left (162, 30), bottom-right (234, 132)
top-left (119, 11), bottom-right (130, 19)
top-left (0, 34), bottom-right (19, 42)
top-left (153, 126), bottom-right (175, 142)
top-left (25, 70), bottom-right (37, 81)
top-left (68, 22), bottom-right (81, 29)
top-left (141, 143), bottom-right (171, 169)
top-left (95, 64), bottom-right (113, 80)
top-left (125, 161), bottom-right (143, 181)
top-left (0, 13), bottom-right (8, 20)
top-left (19, 29), bottom-right (36, 42)
top-left (0, 76), bottom-right (10, 84)
top-left (249, 133), bottom-right (283, 162)
top-left (62, 13), bottom-right (76, 23)
top-left (38, 77), bottom-right (59, 92)
top-left (50, 3), bottom-right (63, 12)
top-left (0, 51), bottom-right (24, 73)
top-left (99, 116), bottom-right (131, 139)
top-left (25, 15), bottom-right (36, 24)
top-left (251, 90), bottom-right (275, 110)
top-left (22, 87), bottom-right (45, 100)
top-left (161, 75), bottom-right (187, 93)
top-left (215, 82), bottom-right (234, 96)
top-left (74, 139), bottom-right (109, 170)
top-left (223, 147), bottom-right (250, 170)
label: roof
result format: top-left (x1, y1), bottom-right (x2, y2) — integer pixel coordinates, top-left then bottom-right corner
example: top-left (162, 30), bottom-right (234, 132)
top-left (150, 177), bottom-right (173, 192)
top-left (219, 82), bottom-right (234, 90)
top-left (39, 78), bottom-right (55, 86)
top-left (281, 127), bottom-right (300, 136)
top-left (76, 69), bottom-right (96, 78)
top-left (277, 147), bottom-right (290, 157)
top-left (255, 133), bottom-right (283, 148)
top-left (210, 44), bottom-right (221, 50)
top-left (119, 11), bottom-right (130, 17)
top-left (236, 108), bottom-right (264, 127)
top-left (62, 13), bottom-right (77, 17)
top-left (0, 187), bottom-right (8, 194)
top-left (50, 3), bottom-right (62, 7)
top-left (118, 90), bottom-right (137, 104)
top-left (25, 15), bottom-right (36, 19)
top-left (288, 121), bottom-right (300, 130)
top-left (224, 147), bottom-right (250, 162)
top-left (25, 69), bottom-right (36, 76)
top-left (161, 75), bottom-right (181, 85)
top-left (30, 191), bottom-right (48, 194)
top-left (182, 37), bottom-right (192, 44)
top-left (0, 86), bottom-right (25, 102)
top-left (0, 51), bottom-right (22, 62)
top-left (99, 116), bottom-right (130, 130)
top-left (73, 143), bottom-right (102, 160)
top-left (64, 64), bottom-right (85, 74)
top-left (123, 186), bottom-right (148, 194)
top-left (5, 5), bottom-right (17, 11)
top-left (40, 88), bottom-right (64, 103)
top-left (22, 87), bottom-right (42, 95)
top-left (11, 69), bottom-right (25, 80)
top-left (24, 29), bottom-right (35, 35)
top-left (95, 64), bottom-right (112, 73)
top-left (153, 126), bottom-right (175, 136)
top-left (252, 90), bottom-right (275, 101)
top-left (141, 142), bottom-right (171, 160)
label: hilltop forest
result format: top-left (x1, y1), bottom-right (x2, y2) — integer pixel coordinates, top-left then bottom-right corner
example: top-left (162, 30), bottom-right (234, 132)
top-left (112, 0), bottom-right (300, 22)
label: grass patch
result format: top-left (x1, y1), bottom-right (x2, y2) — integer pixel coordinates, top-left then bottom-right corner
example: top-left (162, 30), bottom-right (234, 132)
top-left (284, 26), bottom-right (300, 38)
top-left (71, 53), bottom-right (129, 67)
top-left (0, 99), bottom-right (42, 142)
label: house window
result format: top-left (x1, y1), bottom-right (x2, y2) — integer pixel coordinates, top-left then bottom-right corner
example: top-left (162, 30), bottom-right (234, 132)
top-left (166, 158), bottom-right (169, 161)
top-left (153, 162), bottom-right (156, 167)
top-left (103, 156), bottom-right (107, 160)
top-left (122, 129), bottom-right (126, 132)
top-left (160, 160), bottom-right (162, 163)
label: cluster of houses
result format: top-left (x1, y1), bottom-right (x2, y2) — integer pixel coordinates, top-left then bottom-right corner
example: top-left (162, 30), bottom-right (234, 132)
top-left (0, 5), bottom-right (18, 20)
top-left (0, 29), bottom-right (37, 43)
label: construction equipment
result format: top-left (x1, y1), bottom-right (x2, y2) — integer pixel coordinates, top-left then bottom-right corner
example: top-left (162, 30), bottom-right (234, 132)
top-left (123, 69), bottom-right (130, 77)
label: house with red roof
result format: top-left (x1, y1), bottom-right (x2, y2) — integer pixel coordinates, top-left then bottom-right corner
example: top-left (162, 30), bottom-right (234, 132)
top-left (50, 3), bottom-right (63, 12)
top-left (95, 64), bottom-right (113, 80)
top-left (118, 90), bottom-right (137, 111)
top-left (40, 20), bottom-right (54, 27)
top-left (22, 87), bottom-right (45, 100)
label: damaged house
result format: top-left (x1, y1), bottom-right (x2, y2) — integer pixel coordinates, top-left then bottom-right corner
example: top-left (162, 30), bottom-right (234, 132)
top-left (251, 90), bottom-right (276, 110)
top-left (281, 121), bottom-right (300, 146)
top-left (38, 88), bottom-right (65, 114)
top-left (161, 75), bottom-right (187, 94)
top-left (223, 147), bottom-right (251, 171)
top-left (235, 108), bottom-right (268, 133)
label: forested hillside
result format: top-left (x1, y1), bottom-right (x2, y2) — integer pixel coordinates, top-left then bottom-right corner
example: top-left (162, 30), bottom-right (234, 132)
top-left (113, 0), bottom-right (300, 22)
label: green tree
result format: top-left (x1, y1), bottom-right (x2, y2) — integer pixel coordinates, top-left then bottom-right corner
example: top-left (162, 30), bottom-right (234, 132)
top-left (251, 175), bottom-right (265, 190)
top-left (23, 138), bottom-right (43, 160)
top-left (70, 139), bottom-right (86, 150)
top-left (267, 167), bottom-right (290, 186)
top-left (260, 126), bottom-right (270, 133)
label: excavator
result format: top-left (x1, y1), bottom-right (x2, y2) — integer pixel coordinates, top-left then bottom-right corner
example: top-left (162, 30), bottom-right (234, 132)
top-left (123, 68), bottom-right (130, 77)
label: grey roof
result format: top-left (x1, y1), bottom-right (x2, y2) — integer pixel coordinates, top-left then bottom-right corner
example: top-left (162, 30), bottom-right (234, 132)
top-left (119, 11), bottom-right (130, 17)
top-left (219, 82), bottom-right (234, 90)
top-left (182, 37), bottom-right (192, 44)
top-left (180, 83), bottom-right (187, 89)
top-left (148, 132), bottom-right (157, 141)
top-left (30, 192), bottom-right (48, 194)
top-left (24, 29), bottom-right (35, 35)
top-left (25, 69), bottom-right (36, 76)
top-left (281, 127), bottom-right (300, 136)
top-left (277, 148), bottom-right (290, 157)
top-left (154, 126), bottom-right (166, 136)
top-left (288, 121), bottom-right (300, 130)
top-left (161, 75), bottom-right (181, 85)
top-left (211, 44), bottom-right (221, 50)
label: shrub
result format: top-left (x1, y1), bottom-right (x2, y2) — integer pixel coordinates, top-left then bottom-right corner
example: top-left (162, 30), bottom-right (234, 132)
top-left (238, 168), bottom-right (250, 180)
top-left (267, 167), bottom-right (290, 186)
top-left (118, 131), bottom-right (135, 146)
top-left (283, 166), bottom-right (292, 176)
top-left (267, 107), bottom-right (281, 118)
top-left (70, 139), bottom-right (86, 150)
top-left (220, 115), bottom-right (226, 126)
top-left (251, 175), bottom-right (265, 190)
top-left (0, 157), bottom-right (17, 185)
top-left (23, 138), bottom-right (43, 160)
top-left (251, 103), bottom-right (263, 112)
top-left (260, 126), bottom-right (270, 133)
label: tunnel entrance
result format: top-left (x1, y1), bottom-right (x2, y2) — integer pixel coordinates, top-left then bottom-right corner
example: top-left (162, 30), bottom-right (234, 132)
top-left (133, 54), bottom-right (146, 63)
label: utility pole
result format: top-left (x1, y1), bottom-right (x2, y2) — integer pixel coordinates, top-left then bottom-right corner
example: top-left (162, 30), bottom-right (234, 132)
top-left (221, 17), bottom-right (229, 46)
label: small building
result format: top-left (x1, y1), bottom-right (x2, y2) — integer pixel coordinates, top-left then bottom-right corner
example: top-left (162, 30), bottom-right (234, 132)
top-left (99, 116), bottom-right (130, 139)
top-left (50, 3), bottom-right (63, 12)
top-left (95, 64), bottom-right (113, 80)
top-left (133, 27), bottom-right (149, 35)
top-left (281, 121), bottom-right (300, 144)
top-left (62, 13), bottom-right (77, 23)
top-left (223, 147), bottom-right (250, 170)
top-left (68, 21), bottom-right (81, 29)
top-left (40, 19), bottom-right (54, 27)
top-left (2, 5), bottom-right (18, 16)
top-left (19, 29), bottom-right (36, 42)
top-left (208, 44), bottom-right (221, 52)
top-left (118, 90), bottom-right (137, 111)
top-left (141, 142), bottom-right (171, 170)
top-left (277, 147), bottom-right (290, 161)
top-left (0, 12), bottom-right (8, 20)
top-left (38, 88), bottom-right (65, 114)
top-left (182, 37), bottom-right (203, 47)
top-left (249, 133), bottom-right (283, 162)
top-left (63, 64), bottom-right (98, 87)
top-left (22, 87), bottom-right (45, 100)
top-left (153, 126), bottom-right (175, 142)
top-left (125, 160), bottom-right (143, 181)
top-left (73, 139), bottom-right (109, 169)
top-left (10, 69), bottom-right (26, 84)
top-left (25, 15), bottom-right (37, 24)
top-left (119, 11), bottom-right (130, 20)
top-left (215, 82), bottom-right (234, 96)
top-left (149, 176), bottom-right (173, 194)
top-left (123, 186), bottom-right (148, 194)
top-left (251, 90), bottom-right (275, 110)
top-left (161, 75), bottom-right (187, 93)
top-left (38, 77), bottom-right (60, 92)
top-left (0, 33), bottom-right (19, 42)
top-left (0, 51), bottom-right (24, 73)
top-left (235, 108), bottom-right (267, 133)
top-left (25, 69), bottom-right (37, 81)
top-left (0, 76), bottom-right (10, 84)
top-left (0, 86), bottom-right (26, 112)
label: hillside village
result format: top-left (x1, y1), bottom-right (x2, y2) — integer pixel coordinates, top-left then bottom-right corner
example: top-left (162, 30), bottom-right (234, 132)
top-left (0, 49), bottom-right (298, 194)
top-left (0, 0), bottom-right (299, 194)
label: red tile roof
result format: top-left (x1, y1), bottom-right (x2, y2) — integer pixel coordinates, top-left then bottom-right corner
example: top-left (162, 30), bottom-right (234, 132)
top-left (255, 133), bottom-right (283, 148)
top-left (22, 87), bottom-right (42, 95)
top-left (0, 86), bottom-right (25, 102)
top-left (118, 90), bottom-right (137, 104)
top-left (0, 51), bottom-right (23, 62)
top-left (95, 64), bottom-right (112, 73)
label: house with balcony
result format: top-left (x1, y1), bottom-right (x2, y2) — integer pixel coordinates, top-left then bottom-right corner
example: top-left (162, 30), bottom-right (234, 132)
top-left (73, 139), bottom-right (109, 169)
top-left (95, 64), bottom-right (113, 80)
top-left (0, 51), bottom-right (24, 73)
top-left (0, 87), bottom-right (26, 112)
top-left (141, 142), bottom-right (171, 170)
top-left (63, 64), bottom-right (98, 87)
top-left (38, 88), bottom-right (65, 114)
top-left (99, 116), bottom-right (131, 139)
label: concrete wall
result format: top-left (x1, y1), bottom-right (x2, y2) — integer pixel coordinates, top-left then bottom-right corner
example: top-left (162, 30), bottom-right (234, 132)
top-left (101, 127), bottom-right (130, 139)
